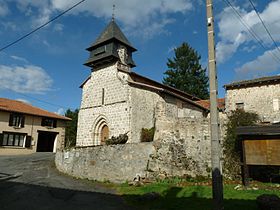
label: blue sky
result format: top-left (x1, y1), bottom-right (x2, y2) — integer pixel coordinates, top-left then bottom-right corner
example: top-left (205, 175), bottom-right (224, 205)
top-left (1, 0), bottom-right (280, 115)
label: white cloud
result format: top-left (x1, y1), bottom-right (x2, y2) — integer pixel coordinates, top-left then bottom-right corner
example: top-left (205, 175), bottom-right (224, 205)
top-left (55, 108), bottom-right (64, 115)
top-left (235, 48), bottom-right (280, 78)
top-left (0, 65), bottom-right (53, 94)
top-left (1, 22), bottom-right (18, 31)
top-left (0, 2), bottom-right (9, 16)
top-left (51, 0), bottom-right (192, 26)
top-left (53, 23), bottom-right (64, 32)
top-left (10, 55), bottom-right (28, 63)
top-left (42, 40), bottom-right (51, 47)
top-left (32, 8), bottom-right (52, 28)
top-left (216, 41), bottom-right (239, 64)
top-left (167, 45), bottom-right (176, 54)
top-left (56, 0), bottom-right (193, 38)
top-left (128, 18), bottom-right (175, 39)
top-left (242, 45), bottom-right (257, 53)
top-left (7, 0), bottom-right (193, 39)
top-left (12, 1), bottom-right (51, 27)
top-left (16, 98), bottom-right (31, 104)
top-left (216, 0), bottom-right (280, 63)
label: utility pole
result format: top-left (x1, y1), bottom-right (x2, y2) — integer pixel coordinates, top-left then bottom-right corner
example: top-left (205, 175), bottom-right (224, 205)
top-left (206, 0), bottom-right (224, 209)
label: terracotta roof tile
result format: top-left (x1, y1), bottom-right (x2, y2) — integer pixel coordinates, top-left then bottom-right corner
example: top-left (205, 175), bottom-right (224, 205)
top-left (196, 98), bottom-right (225, 110)
top-left (0, 98), bottom-right (71, 120)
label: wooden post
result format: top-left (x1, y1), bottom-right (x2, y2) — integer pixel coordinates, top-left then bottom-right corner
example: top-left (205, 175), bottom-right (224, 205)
top-left (241, 140), bottom-right (249, 186)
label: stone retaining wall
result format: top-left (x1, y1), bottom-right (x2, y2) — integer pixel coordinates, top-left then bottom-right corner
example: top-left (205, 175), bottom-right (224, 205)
top-left (56, 101), bottom-right (224, 183)
top-left (55, 143), bottom-right (155, 183)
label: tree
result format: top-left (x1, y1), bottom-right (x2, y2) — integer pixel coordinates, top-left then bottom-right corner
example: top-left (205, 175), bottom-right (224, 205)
top-left (163, 42), bottom-right (209, 99)
top-left (64, 109), bottom-right (79, 148)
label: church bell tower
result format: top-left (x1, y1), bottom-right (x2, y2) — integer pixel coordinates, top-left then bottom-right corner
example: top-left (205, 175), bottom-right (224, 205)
top-left (84, 19), bottom-right (137, 69)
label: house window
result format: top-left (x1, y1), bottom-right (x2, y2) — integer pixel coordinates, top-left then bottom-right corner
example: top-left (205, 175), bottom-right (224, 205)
top-left (1, 132), bottom-right (26, 147)
top-left (41, 118), bottom-right (57, 128)
top-left (236, 102), bottom-right (244, 110)
top-left (9, 113), bottom-right (25, 128)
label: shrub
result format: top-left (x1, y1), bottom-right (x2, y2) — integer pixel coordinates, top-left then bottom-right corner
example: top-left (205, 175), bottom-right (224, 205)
top-left (105, 133), bottom-right (128, 145)
top-left (223, 109), bottom-right (259, 178)
top-left (224, 109), bottom-right (259, 155)
top-left (140, 127), bottom-right (155, 142)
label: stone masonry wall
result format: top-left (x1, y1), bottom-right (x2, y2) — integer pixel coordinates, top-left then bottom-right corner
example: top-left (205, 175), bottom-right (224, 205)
top-left (129, 87), bottom-right (163, 143)
top-left (163, 94), bottom-right (205, 119)
top-left (226, 84), bottom-right (280, 123)
top-left (147, 101), bottom-right (212, 178)
top-left (76, 63), bottom-right (131, 146)
top-left (129, 87), bottom-right (206, 143)
top-left (55, 143), bottom-right (155, 183)
top-left (57, 100), bottom-right (227, 182)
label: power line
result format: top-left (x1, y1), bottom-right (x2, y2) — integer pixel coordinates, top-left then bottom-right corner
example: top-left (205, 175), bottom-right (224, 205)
top-left (0, 0), bottom-right (86, 52)
top-left (16, 92), bottom-right (75, 110)
top-left (223, 0), bottom-right (280, 63)
top-left (248, 0), bottom-right (280, 54)
top-left (0, 1), bottom-right (84, 111)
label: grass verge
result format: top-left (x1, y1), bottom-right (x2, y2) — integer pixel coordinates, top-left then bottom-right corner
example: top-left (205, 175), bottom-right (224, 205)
top-left (114, 180), bottom-right (280, 210)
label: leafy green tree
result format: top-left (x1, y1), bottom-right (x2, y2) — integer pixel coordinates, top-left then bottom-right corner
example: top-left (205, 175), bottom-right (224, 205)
top-left (64, 109), bottom-right (79, 148)
top-left (163, 42), bottom-right (209, 99)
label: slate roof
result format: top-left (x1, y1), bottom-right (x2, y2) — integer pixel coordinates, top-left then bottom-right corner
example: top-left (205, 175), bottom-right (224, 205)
top-left (0, 98), bottom-right (71, 120)
top-left (127, 71), bottom-right (202, 101)
top-left (224, 75), bottom-right (280, 89)
top-left (196, 98), bottom-right (225, 110)
top-left (87, 20), bottom-right (136, 51)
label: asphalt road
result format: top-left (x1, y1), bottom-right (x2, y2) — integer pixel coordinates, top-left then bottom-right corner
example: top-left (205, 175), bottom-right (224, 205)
top-left (0, 153), bottom-right (133, 210)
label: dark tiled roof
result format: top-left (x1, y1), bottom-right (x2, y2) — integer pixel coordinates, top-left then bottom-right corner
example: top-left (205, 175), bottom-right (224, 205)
top-left (196, 98), bottom-right (225, 110)
top-left (125, 71), bottom-right (209, 111)
top-left (224, 75), bottom-right (280, 89)
top-left (128, 71), bottom-right (202, 101)
top-left (0, 98), bottom-right (71, 120)
top-left (87, 20), bottom-right (136, 51)
top-left (236, 124), bottom-right (280, 135)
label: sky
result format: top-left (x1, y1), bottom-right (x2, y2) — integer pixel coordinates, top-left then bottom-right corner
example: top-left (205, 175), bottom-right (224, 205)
top-left (1, 0), bottom-right (280, 115)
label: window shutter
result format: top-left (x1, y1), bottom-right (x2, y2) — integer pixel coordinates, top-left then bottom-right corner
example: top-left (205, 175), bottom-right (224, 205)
top-left (25, 136), bottom-right (32, 148)
top-left (53, 119), bottom-right (57, 128)
top-left (9, 113), bottom-right (13, 126)
top-left (21, 116), bottom-right (25, 128)
top-left (41, 118), bottom-right (45, 126)
top-left (0, 133), bottom-right (3, 146)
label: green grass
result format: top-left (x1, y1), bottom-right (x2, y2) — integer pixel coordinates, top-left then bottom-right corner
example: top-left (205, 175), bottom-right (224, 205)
top-left (114, 181), bottom-right (280, 210)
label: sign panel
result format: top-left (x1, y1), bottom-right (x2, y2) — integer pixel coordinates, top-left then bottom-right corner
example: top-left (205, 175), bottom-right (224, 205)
top-left (244, 139), bottom-right (280, 166)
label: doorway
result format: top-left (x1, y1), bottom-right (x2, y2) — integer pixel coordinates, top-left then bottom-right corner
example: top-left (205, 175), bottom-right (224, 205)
top-left (100, 125), bottom-right (109, 145)
top-left (36, 131), bottom-right (57, 152)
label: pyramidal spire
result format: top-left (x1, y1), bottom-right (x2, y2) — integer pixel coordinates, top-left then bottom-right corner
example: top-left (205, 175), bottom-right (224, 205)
top-left (84, 10), bottom-right (137, 69)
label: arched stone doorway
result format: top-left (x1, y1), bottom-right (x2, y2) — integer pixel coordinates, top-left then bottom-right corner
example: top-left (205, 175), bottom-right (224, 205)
top-left (100, 125), bottom-right (109, 145)
top-left (92, 115), bottom-right (110, 145)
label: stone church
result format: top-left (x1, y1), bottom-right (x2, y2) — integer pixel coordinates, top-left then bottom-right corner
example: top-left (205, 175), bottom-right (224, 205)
top-left (58, 18), bottom-right (280, 182)
top-left (76, 19), bottom-right (211, 147)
